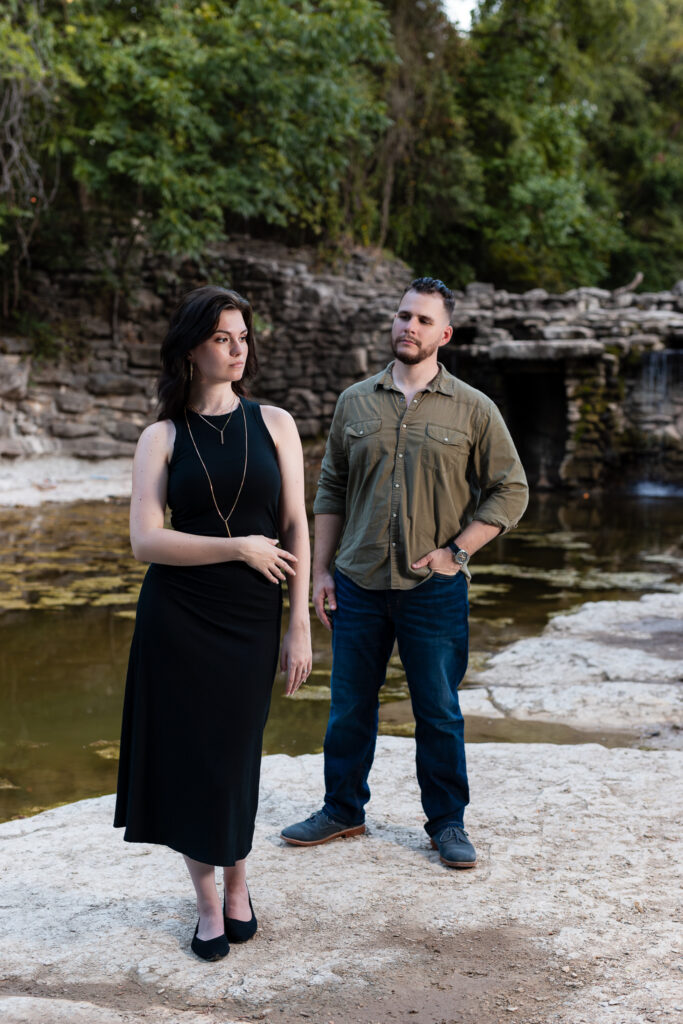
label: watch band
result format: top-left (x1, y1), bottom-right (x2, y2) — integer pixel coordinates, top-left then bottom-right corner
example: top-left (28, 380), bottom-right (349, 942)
top-left (447, 541), bottom-right (470, 567)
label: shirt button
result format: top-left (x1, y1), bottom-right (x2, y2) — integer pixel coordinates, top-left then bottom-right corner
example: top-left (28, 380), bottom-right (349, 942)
top-left (391, 542), bottom-right (396, 547)
top-left (392, 513), bottom-right (397, 517)
top-left (444, 436), bottom-right (448, 441)
top-left (359, 430), bottom-right (364, 435)
top-left (402, 424), bottom-right (406, 429)
top-left (394, 483), bottom-right (400, 488)
top-left (398, 453), bottom-right (403, 458)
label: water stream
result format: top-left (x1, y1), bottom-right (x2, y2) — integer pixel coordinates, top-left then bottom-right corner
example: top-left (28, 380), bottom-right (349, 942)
top-left (0, 491), bottom-right (681, 822)
top-left (641, 348), bottom-right (683, 400)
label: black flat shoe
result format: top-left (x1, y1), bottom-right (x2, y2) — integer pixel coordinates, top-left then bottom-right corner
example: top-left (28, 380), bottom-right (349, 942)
top-left (190, 921), bottom-right (230, 961)
top-left (224, 891), bottom-right (258, 943)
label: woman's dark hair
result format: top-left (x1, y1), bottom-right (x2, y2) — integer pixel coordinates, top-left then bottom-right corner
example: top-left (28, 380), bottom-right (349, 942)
top-left (157, 286), bottom-right (259, 421)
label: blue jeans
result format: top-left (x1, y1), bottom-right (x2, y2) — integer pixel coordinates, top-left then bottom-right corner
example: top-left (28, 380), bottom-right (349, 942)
top-left (323, 569), bottom-right (469, 837)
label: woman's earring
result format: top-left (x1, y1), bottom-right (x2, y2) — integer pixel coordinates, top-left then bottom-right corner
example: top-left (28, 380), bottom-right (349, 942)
top-left (189, 362), bottom-right (194, 381)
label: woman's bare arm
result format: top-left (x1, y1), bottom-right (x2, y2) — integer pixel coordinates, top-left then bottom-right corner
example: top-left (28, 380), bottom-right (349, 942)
top-left (261, 405), bottom-right (312, 693)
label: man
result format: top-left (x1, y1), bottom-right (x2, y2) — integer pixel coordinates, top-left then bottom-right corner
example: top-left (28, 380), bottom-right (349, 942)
top-left (281, 277), bottom-right (528, 867)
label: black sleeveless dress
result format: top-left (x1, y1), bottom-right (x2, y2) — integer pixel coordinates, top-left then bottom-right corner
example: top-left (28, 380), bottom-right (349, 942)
top-left (114, 399), bottom-right (283, 866)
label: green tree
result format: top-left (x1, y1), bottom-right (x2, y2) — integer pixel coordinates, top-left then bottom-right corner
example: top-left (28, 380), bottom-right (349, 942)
top-left (463, 0), bottom-right (683, 289)
top-left (3, 0), bottom-right (683, 310)
top-left (0, 1), bottom-right (78, 314)
top-left (371, 0), bottom-right (484, 284)
top-left (58, 0), bottom-right (231, 331)
top-left (3, 0), bottom-right (392, 323)
top-left (195, 0), bottom-right (392, 239)
top-left (581, 0), bottom-right (683, 288)
top-left (460, 0), bottom-right (623, 289)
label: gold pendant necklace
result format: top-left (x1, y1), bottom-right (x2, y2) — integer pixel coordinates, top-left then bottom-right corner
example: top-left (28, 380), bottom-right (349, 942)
top-left (184, 401), bottom-right (248, 537)
top-left (188, 396), bottom-right (239, 445)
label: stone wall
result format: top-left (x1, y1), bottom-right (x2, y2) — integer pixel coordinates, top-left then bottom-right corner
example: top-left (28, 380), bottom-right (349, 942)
top-left (444, 282), bottom-right (683, 488)
top-left (0, 239), bottom-right (411, 459)
top-left (1, 239), bottom-right (682, 488)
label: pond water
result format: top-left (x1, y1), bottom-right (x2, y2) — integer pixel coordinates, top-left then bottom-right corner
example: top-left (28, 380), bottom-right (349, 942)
top-left (0, 491), bottom-right (681, 822)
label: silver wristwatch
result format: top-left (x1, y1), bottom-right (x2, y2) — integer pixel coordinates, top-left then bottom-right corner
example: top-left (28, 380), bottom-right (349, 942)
top-left (448, 542), bottom-right (470, 568)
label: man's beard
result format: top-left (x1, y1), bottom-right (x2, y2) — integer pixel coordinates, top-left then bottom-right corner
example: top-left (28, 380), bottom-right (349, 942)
top-left (392, 338), bottom-right (436, 365)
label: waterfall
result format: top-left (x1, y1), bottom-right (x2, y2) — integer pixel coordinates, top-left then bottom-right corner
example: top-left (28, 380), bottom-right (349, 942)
top-left (632, 348), bottom-right (683, 494)
top-left (640, 349), bottom-right (683, 403)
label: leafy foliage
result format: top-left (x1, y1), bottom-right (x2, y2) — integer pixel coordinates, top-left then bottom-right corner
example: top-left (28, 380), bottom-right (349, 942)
top-left (1, 0), bottom-right (682, 310)
top-left (369, 1), bottom-right (484, 282)
top-left (0, 1), bottom-right (80, 312)
top-left (1, 0), bottom-right (391, 313)
top-left (459, 0), bottom-right (683, 289)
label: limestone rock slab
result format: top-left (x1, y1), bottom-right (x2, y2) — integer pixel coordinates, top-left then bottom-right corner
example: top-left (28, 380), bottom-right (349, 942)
top-left (478, 591), bottom-right (683, 735)
top-left (488, 339), bottom-right (606, 360)
top-left (458, 685), bottom-right (505, 718)
top-left (0, 355), bottom-right (30, 400)
top-left (0, 456), bottom-right (133, 506)
top-left (0, 738), bottom-right (681, 1023)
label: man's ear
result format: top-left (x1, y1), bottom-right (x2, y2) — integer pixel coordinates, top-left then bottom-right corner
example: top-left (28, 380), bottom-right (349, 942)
top-left (439, 325), bottom-right (453, 348)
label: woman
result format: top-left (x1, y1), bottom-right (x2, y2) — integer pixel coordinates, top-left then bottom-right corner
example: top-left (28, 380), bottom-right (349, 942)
top-left (114, 285), bottom-right (311, 961)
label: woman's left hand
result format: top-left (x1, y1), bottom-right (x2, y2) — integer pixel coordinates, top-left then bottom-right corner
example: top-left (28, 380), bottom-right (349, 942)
top-left (280, 623), bottom-right (312, 696)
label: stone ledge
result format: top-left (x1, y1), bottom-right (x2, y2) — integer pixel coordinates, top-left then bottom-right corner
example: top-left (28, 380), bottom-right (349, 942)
top-left (477, 590), bottom-right (683, 740)
top-left (487, 339), bottom-right (606, 360)
top-left (0, 456), bottom-right (133, 505)
top-left (0, 737), bottom-right (681, 1024)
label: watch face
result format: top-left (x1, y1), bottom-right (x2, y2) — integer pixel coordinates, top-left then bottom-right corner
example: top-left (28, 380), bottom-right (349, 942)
top-left (455, 550), bottom-right (469, 566)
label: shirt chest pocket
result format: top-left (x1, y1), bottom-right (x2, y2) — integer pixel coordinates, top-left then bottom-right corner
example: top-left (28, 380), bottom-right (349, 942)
top-left (422, 422), bottom-right (471, 470)
top-left (344, 418), bottom-right (382, 465)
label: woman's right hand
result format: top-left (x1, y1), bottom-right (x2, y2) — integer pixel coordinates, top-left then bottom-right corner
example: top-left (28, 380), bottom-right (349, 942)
top-left (238, 535), bottom-right (297, 583)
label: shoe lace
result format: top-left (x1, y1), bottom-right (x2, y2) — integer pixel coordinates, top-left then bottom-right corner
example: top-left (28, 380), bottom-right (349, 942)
top-left (310, 809), bottom-right (341, 827)
top-left (439, 825), bottom-right (469, 843)
top-left (308, 809), bottom-right (329, 824)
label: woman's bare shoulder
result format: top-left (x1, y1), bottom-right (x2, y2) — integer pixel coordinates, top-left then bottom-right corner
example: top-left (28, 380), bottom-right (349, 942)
top-left (260, 404), bottom-right (297, 436)
top-left (136, 419), bottom-right (176, 459)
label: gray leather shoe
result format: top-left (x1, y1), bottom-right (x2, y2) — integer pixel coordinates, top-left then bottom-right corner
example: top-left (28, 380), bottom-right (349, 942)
top-left (430, 824), bottom-right (477, 868)
top-left (280, 808), bottom-right (365, 846)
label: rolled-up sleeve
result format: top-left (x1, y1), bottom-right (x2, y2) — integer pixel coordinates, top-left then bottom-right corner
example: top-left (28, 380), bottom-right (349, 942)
top-left (313, 392), bottom-right (349, 516)
top-left (471, 401), bottom-right (529, 533)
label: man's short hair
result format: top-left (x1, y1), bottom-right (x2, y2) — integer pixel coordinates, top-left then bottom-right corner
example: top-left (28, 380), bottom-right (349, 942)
top-left (403, 277), bottom-right (455, 322)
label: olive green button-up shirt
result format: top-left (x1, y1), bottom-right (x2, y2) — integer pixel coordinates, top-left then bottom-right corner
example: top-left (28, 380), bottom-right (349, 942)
top-left (313, 361), bottom-right (529, 590)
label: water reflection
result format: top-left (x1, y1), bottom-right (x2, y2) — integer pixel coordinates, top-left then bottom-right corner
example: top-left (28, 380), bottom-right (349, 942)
top-left (0, 490), bottom-right (680, 822)
top-left (631, 482), bottom-right (683, 498)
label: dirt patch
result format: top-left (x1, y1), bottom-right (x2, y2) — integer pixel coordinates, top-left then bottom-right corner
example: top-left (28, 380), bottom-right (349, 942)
top-left (264, 925), bottom-right (578, 1024)
top-left (0, 926), bottom-right (583, 1024)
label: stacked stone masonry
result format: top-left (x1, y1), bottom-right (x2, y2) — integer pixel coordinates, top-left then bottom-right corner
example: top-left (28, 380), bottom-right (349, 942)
top-left (1, 239), bottom-right (682, 489)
